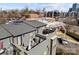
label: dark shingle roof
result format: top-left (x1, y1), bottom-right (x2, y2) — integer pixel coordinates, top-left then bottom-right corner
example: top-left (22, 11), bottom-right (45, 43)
top-left (0, 26), bottom-right (11, 40)
top-left (24, 20), bottom-right (47, 28)
top-left (1, 22), bottom-right (36, 37)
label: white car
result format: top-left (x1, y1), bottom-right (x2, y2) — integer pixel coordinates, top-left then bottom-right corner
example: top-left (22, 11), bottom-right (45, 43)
top-left (62, 39), bottom-right (68, 45)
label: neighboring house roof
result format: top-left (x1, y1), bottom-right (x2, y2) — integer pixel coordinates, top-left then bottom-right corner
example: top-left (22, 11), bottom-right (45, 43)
top-left (0, 26), bottom-right (11, 40)
top-left (0, 20), bottom-right (46, 39)
top-left (1, 21), bottom-right (36, 37)
top-left (24, 20), bottom-right (47, 28)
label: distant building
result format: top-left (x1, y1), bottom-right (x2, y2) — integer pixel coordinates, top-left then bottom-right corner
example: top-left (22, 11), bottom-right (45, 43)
top-left (69, 3), bottom-right (79, 12)
top-left (44, 11), bottom-right (54, 18)
top-left (68, 3), bottom-right (79, 25)
top-left (72, 3), bottom-right (79, 11)
top-left (59, 12), bottom-right (67, 18)
top-left (44, 10), bottom-right (60, 18)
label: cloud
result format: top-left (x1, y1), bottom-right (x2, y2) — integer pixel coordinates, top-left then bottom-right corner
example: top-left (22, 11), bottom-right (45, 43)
top-left (46, 3), bottom-right (66, 11)
top-left (0, 3), bottom-right (73, 12)
top-left (40, 3), bottom-right (72, 12)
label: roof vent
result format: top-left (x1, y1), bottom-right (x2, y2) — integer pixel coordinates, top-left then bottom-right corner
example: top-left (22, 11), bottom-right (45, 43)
top-left (13, 20), bottom-right (24, 25)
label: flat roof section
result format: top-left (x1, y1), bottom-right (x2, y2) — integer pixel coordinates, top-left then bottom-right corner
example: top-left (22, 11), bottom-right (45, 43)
top-left (24, 20), bottom-right (47, 28)
top-left (1, 22), bottom-right (36, 37)
top-left (0, 26), bottom-right (11, 40)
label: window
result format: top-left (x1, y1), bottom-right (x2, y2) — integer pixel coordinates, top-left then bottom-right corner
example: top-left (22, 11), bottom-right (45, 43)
top-left (3, 38), bottom-right (11, 49)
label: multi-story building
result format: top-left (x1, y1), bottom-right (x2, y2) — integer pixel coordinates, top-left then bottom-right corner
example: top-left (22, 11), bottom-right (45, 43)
top-left (67, 3), bottom-right (79, 25)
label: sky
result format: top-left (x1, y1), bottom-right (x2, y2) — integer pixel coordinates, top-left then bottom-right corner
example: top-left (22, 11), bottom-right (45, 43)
top-left (0, 3), bottom-right (73, 12)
